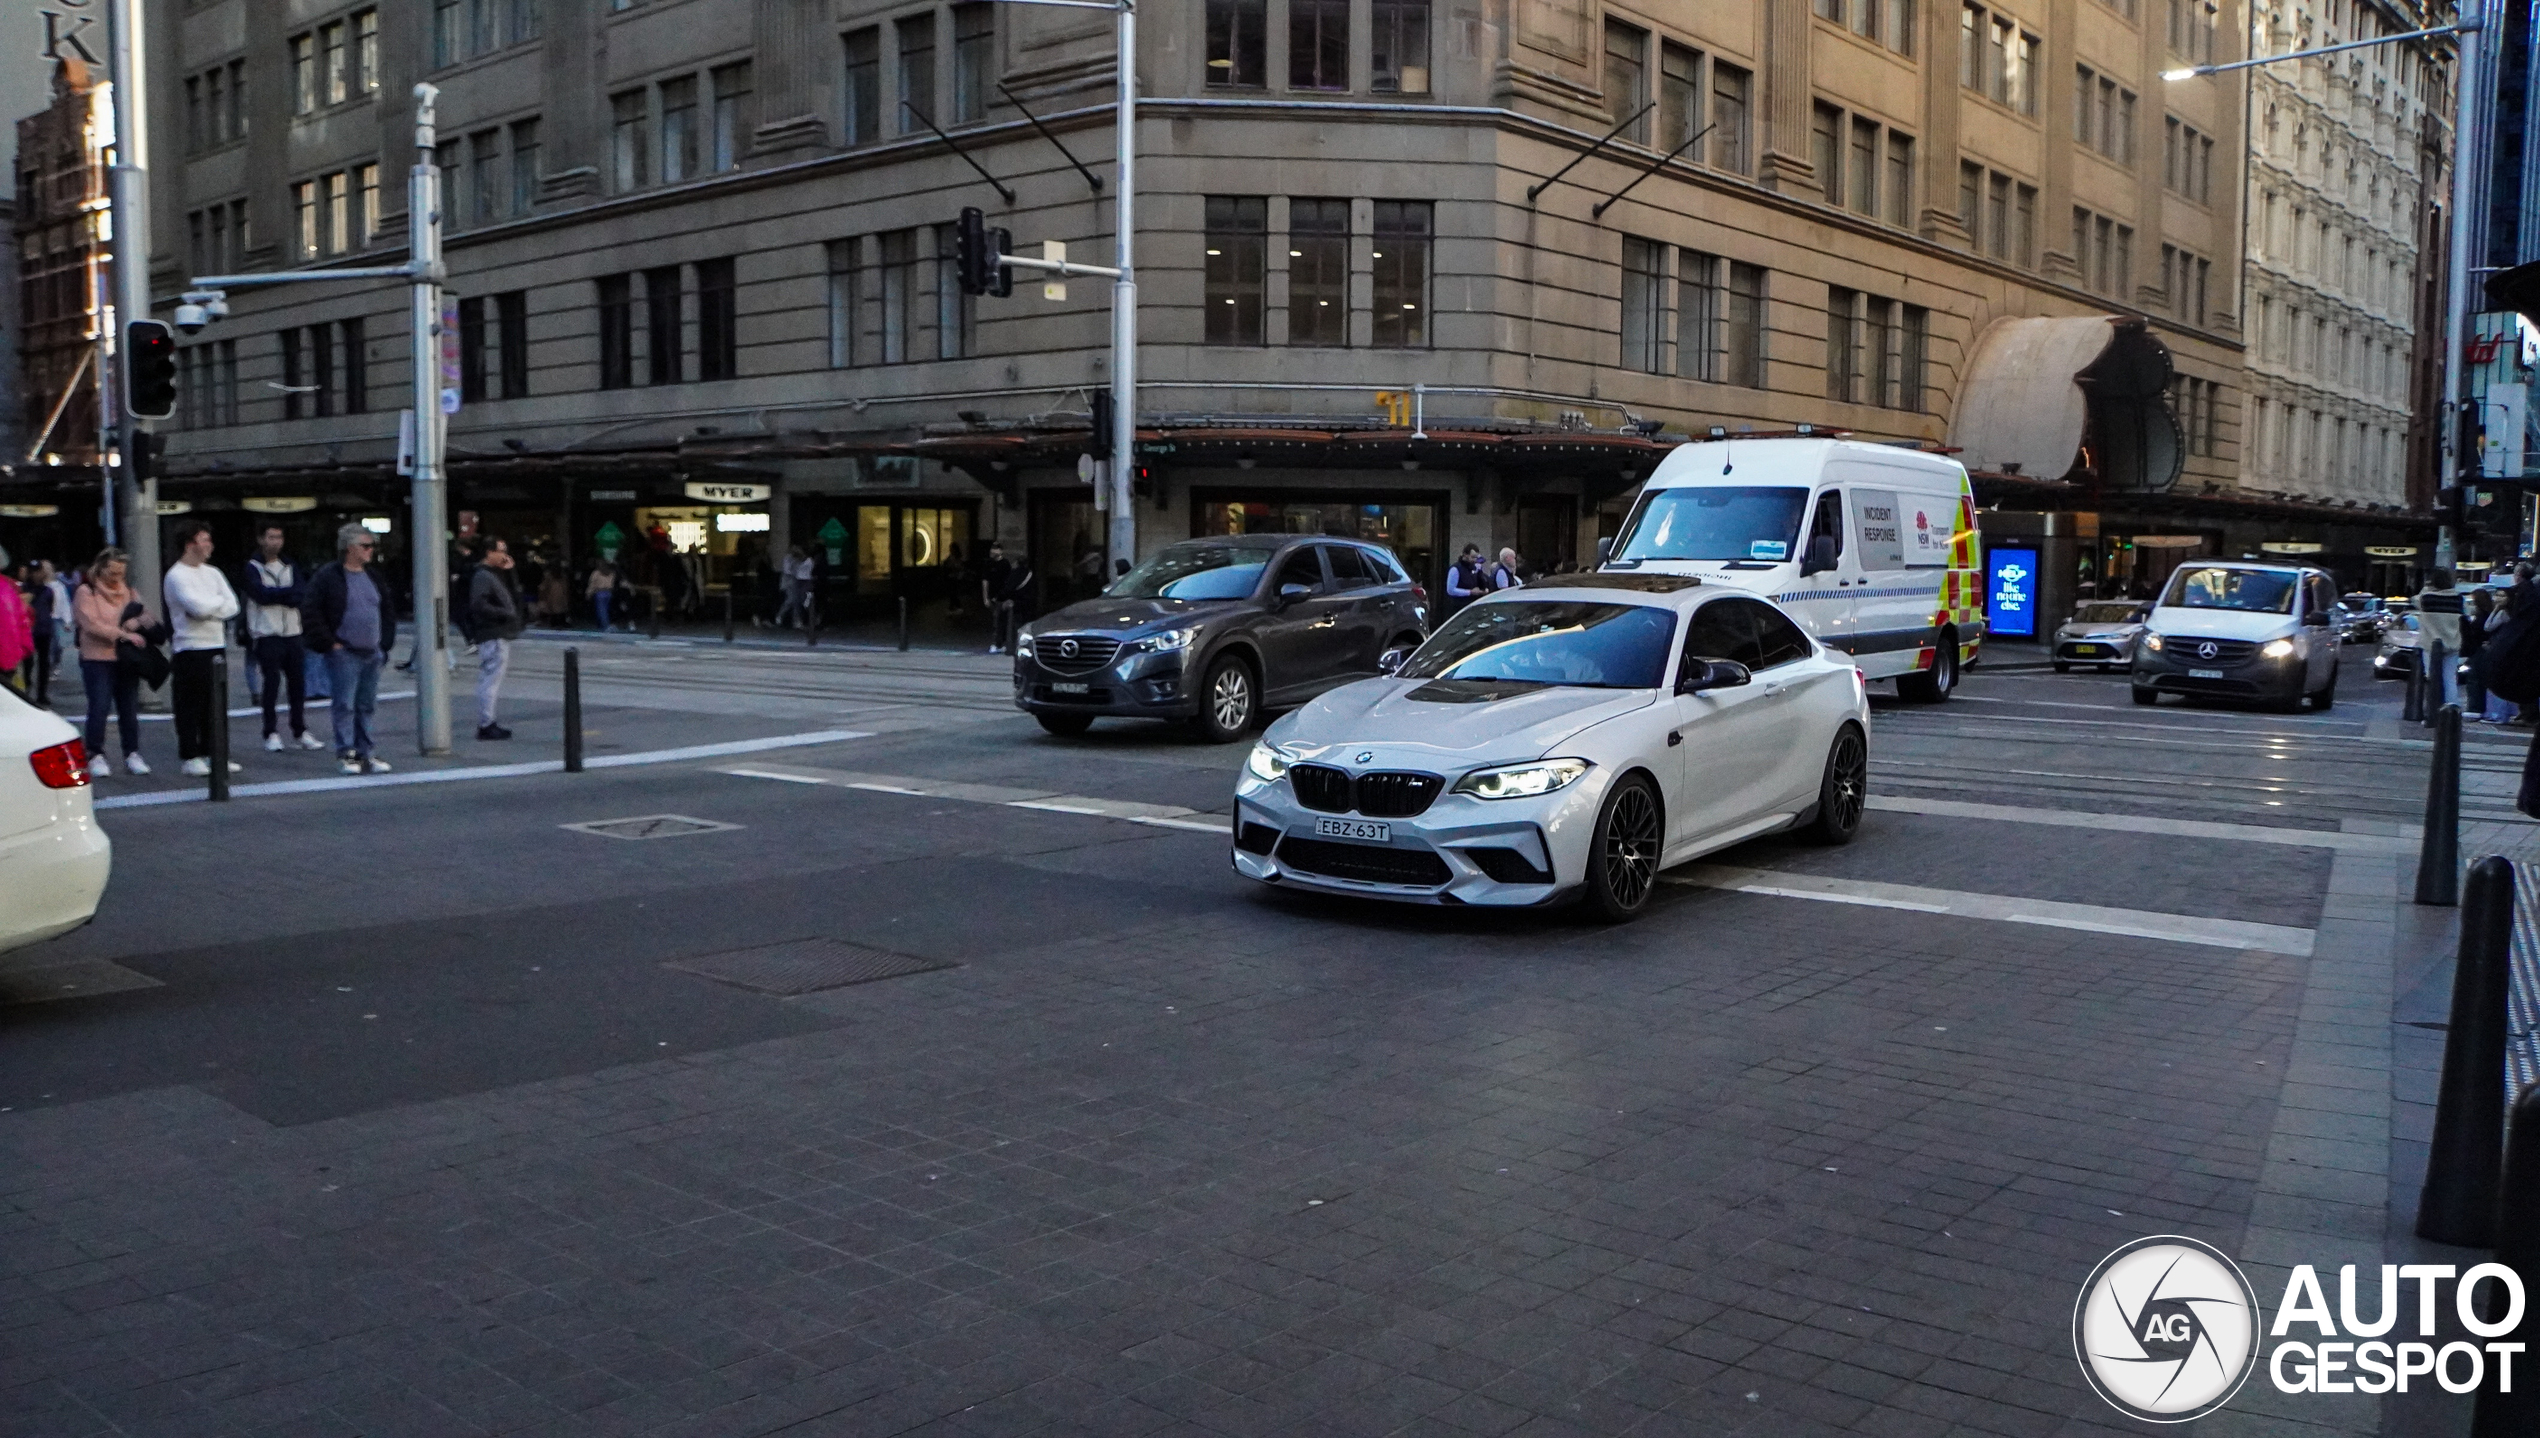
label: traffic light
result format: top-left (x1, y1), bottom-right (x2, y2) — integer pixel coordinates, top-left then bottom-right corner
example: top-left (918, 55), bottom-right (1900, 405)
top-left (1089, 390), bottom-right (1114, 459)
top-left (953, 209), bottom-right (1014, 296)
top-left (988, 227), bottom-right (1013, 298)
top-left (125, 320), bottom-right (177, 419)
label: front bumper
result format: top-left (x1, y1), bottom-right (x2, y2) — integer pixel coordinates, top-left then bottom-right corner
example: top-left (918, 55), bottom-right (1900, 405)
top-left (1230, 768), bottom-right (1603, 906)
top-left (2372, 648), bottom-right (2420, 676)
top-left (2053, 635), bottom-right (2133, 663)
top-left (2131, 645), bottom-right (2306, 699)
top-left (1013, 644), bottom-right (1202, 719)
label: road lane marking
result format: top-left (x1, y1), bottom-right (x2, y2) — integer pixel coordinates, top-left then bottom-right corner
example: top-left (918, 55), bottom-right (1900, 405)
top-left (1864, 794), bottom-right (2416, 853)
top-left (93, 731), bottom-right (873, 810)
top-left (1667, 864), bottom-right (2316, 955)
top-left (719, 763), bottom-right (1230, 833)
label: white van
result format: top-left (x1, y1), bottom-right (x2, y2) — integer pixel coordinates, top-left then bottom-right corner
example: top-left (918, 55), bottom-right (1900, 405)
top-left (1600, 437), bottom-right (1985, 701)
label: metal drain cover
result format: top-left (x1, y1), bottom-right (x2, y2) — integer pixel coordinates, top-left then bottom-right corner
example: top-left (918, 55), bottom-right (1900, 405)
top-left (562, 814), bottom-right (741, 840)
top-left (0, 959), bottom-right (164, 1006)
top-left (663, 939), bottom-right (956, 995)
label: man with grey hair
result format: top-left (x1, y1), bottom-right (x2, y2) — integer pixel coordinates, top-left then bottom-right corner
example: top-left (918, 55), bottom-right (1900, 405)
top-left (299, 523), bottom-right (397, 774)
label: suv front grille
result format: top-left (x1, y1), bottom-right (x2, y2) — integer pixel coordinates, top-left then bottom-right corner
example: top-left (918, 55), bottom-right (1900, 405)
top-left (1277, 837), bottom-right (1452, 887)
top-left (1287, 765), bottom-right (1444, 817)
top-left (2167, 636), bottom-right (2257, 665)
top-left (1036, 636), bottom-right (1124, 675)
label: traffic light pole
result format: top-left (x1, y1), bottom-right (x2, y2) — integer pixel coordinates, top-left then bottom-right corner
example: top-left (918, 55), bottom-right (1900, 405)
top-left (105, 0), bottom-right (159, 614)
top-left (2437, 1), bottom-right (2485, 574)
top-left (1108, 0), bottom-right (1139, 577)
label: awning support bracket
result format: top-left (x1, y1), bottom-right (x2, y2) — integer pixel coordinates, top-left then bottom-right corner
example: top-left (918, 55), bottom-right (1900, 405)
top-left (1592, 122), bottom-right (1713, 219)
top-left (902, 102), bottom-right (1017, 204)
top-left (998, 84), bottom-right (1103, 193)
top-left (1526, 103), bottom-right (1654, 204)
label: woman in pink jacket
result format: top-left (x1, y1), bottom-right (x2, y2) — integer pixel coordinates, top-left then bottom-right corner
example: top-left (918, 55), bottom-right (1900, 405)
top-left (72, 549), bottom-right (151, 776)
top-left (0, 547), bottom-right (30, 695)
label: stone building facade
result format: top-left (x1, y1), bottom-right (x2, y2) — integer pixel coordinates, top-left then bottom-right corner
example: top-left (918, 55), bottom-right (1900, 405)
top-left (0, 0), bottom-right (2446, 609)
top-left (11, 58), bottom-right (112, 474)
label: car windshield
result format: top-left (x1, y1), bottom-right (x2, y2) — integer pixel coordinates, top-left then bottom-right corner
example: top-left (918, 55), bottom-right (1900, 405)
top-left (2073, 602), bottom-right (2141, 623)
top-left (1609, 486), bottom-right (1809, 564)
top-left (1399, 601), bottom-right (1678, 689)
top-left (2164, 566), bottom-right (2298, 614)
top-left (1106, 542), bottom-right (1278, 600)
top-left (2339, 594), bottom-right (2380, 611)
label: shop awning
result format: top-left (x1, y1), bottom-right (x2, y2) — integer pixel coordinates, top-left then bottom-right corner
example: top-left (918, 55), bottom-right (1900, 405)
top-left (1951, 316), bottom-right (2182, 492)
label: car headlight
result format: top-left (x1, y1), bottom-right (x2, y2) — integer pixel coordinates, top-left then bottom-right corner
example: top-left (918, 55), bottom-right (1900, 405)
top-left (2142, 633), bottom-right (2164, 652)
top-left (1014, 633), bottom-right (1035, 658)
top-left (1453, 758), bottom-right (1591, 800)
top-left (1245, 741), bottom-right (1293, 782)
top-left (2260, 638), bottom-right (2296, 659)
top-left (1128, 626), bottom-right (1202, 656)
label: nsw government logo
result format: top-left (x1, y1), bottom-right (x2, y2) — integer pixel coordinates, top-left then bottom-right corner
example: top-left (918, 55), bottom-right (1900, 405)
top-left (2073, 1236), bottom-right (2260, 1422)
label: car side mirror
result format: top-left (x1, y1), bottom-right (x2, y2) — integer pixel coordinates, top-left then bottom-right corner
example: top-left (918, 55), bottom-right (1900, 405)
top-left (1378, 647), bottom-right (1410, 674)
top-left (1799, 535), bottom-right (1838, 576)
top-left (1595, 536), bottom-right (1614, 565)
top-left (1272, 582), bottom-right (1310, 610)
top-left (1677, 659), bottom-right (1753, 694)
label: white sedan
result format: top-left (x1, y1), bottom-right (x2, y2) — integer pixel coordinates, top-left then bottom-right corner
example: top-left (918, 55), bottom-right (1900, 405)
top-left (0, 688), bottom-right (111, 956)
top-left (1231, 573), bottom-right (1870, 920)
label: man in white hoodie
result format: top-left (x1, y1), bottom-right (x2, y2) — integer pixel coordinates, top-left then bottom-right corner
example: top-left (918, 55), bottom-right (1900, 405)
top-left (164, 521), bottom-right (243, 778)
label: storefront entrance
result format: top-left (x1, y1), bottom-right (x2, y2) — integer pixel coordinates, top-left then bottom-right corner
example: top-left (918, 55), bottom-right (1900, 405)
top-left (791, 498), bottom-right (977, 618)
top-left (1029, 492), bottom-right (1108, 612)
top-left (1188, 489), bottom-right (1446, 595)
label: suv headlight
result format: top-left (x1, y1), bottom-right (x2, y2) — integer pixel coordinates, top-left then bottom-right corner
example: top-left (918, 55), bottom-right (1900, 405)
top-left (1453, 758), bottom-right (1591, 800)
top-left (2142, 632), bottom-right (2164, 652)
top-left (1127, 626), bottom-right (1202, 656)
top-left (2260, 638), bottom-right (2296, 659)
top-left (1245, 741), bottom-right (1293, 782)
top-left (1014, 633), bottom-right (1035, 658)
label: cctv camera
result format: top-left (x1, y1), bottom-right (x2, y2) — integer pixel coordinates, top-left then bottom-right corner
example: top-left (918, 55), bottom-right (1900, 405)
top-left (173, 302), bottom-right (208, 335)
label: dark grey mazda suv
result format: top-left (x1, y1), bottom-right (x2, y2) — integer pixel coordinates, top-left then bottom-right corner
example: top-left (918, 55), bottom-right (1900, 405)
top-left (1015, 534), bottom-right (1431, 740)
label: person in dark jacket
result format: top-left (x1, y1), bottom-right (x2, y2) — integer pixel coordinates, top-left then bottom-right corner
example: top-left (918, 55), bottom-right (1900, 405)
top-left (240, 523), bottom-right (324, 751)
top-left (466, 538), bottom-right (524, 740)
top-left (301, 523), bottom-right (398, 774)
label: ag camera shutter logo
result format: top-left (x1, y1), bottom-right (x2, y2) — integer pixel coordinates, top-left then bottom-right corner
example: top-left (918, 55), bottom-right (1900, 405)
top-left (2073, 1236), bottom-right (2260, 1421)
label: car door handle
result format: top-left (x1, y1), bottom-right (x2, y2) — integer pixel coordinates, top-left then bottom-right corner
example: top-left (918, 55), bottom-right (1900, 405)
top-left (1668, 729), bottom-right (1683, 746)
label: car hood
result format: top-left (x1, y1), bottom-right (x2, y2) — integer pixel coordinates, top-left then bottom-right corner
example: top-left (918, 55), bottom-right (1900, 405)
top-left (2058, 623), bottom-right (2141, 638)
top-left (1028, 595), bottom-right (1245, 635)
top-left (1267, 677), bottom-right (1657, 764)
top-left (2146, 606), bottom-right (2297, 642)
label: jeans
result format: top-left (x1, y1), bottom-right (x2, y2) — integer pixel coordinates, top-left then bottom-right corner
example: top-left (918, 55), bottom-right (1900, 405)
top-left (594, 591), bottom-right (615, 631)
top-left (80, 658), bottom-right (141, 758)
top-left (170, 649), bottom-right (221, 761)
top-left (325, 647), bottom-right (384, 758)
top-left (32, 637), bottom-right (57, 705)
top-left (476, 638), bottom-right (510, 728)
top-left (253, 634), bottom-right (308, 736)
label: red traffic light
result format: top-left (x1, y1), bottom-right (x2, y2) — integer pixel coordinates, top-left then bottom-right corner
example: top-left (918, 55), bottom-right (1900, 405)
top-left (124, 320), bottom-right (178, 420)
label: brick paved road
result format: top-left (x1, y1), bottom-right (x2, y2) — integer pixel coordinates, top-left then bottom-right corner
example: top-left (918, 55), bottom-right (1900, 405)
top-left (0, 654), bottom-right (2460, 1436)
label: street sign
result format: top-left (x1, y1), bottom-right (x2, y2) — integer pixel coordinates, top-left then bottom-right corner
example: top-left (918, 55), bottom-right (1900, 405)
top-left (1988, 547), bottom-right (2039, 638)
top-left (817, 514), bottom-right (849, 567)
top-left (595, 519), bottom-right (626, 561)
top-left (440, 298), bottom-right (462, 414)
top-left (683, 481), bottom-right (772, 503)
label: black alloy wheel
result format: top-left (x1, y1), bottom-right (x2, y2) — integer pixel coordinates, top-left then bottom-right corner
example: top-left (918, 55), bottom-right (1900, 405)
top-left (2308, 664), bottom-right (2338, 712)
top-left (1582, 775), bottom-right (1663, 922)
top-left (1035, 711), bottom-right (1094, 736)
top-left (2131, 685), bottom-right (2160, 705)
top-left (1899, 629), bottom-right (1958, 703)
top-left (1190, 653), bottom-right (1257, 742)
top-left (1805, 724), bottom-right (1868, 845)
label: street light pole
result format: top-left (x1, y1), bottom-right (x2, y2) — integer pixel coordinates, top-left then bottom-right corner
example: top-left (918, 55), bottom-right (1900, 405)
top-left (104, 0), bottom-right (158, 611)
top-left (2437, 1), bottom-right (2485, 574)
top-left (1108, 0), bottom-right (1139, 575)
top-left (409, 84), bottom-right (453, 755)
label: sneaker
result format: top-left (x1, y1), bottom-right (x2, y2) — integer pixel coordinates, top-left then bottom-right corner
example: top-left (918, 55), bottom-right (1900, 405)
top-left (477, 724), bottom-right (513, 741)
top-left (89, 755), bottom-right (111, 777)
top-left (264, 733), bottom-right (285, 752)
top-left (341, 757), bottom-right (364, 775)
top-left (181, 757), bottom-right (211, 777)
top-left (296, 732), bottom-right (326, 750)
top-left (123, 753), bottom-right (151, 776)
top-left (362, 756), bottom-right (393, 774)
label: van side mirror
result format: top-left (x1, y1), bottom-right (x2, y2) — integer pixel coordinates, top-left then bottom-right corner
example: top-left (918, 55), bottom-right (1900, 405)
top-left (1677, 659), bottom-right (1753, 694)
top-left (1799, 535), bottom-right (1839, 576)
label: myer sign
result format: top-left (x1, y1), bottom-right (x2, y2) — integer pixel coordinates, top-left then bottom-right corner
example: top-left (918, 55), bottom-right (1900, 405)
top-left (684, 481), bottom-right (771, 503)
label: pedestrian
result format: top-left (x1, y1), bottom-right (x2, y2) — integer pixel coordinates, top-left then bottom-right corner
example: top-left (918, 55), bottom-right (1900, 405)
top-left (587, 560), bottom-right (620, 632)
top-left (72, 549), bottom-right (150, 776)
top-left (302, 522), bottom-right (397, 775)
top-left (944, 542), bottom-right (967, 618)
top-left (1445, 545), bottom-right (1488, 614)
top-left (981, 540), bottom-right (1033, 653)
top-left (240, 523), bottom-right (323, 752)
top-left (772, 547), bottom-right (807, 630)
top-left (163, 522), bottom-right (243, 778)
top-left (1490, 547), bottom-right (1525, 590)
top-left (2463, 587), bottom-right (2496, 719)
top-left (2415, 569), bottom-right (2464, 708)
top-left (0, 549), bottom-right (30, 699)
top-left (30, 559), bottom-right (69, 707)
top-left (467, 537), bottom-right (524, 740)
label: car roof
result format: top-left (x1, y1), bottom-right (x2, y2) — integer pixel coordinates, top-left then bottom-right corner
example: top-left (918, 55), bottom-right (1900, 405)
top-left (1487, 574), bottom-right (1726, 610)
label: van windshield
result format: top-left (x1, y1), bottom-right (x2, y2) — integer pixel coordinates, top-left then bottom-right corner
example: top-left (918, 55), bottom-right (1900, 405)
top-left (1609, 486), bottom-right (1809, 564)
top-left (2163, 566), bottom-right (2298, 614)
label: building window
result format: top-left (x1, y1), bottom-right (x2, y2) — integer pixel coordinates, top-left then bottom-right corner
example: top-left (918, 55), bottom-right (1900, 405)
top-left (357, 9), bottom-right (380, 90)
top-left (880, 229), bottom-right (916, 363)
top-left (281, 328), bottom-right (304, 419)
top-left (1370, 200), bottom-right (1431, 348)
top-left (1811, 102), bottom-right (1841, 198)
top-left (1847, 115), bottom-right (1878, 214)
top-left (1288, 198), bottom-right (1349, 346)
top-left (459, 295), bottom-right (489, 401)
top-left (1204, 195), bottom-right (1267, 344)
top-left (497, 291), bottom-right (529, 396)
top-left (843, 30), bottom-right (882, 144)
top-left (953, 6), bottom-right (994, 121)
top-left (611, 89), bottom-right (649, 190)
top-left (598, 274), bottom-right (634, 389)
top-left (660, 76), bottom-right (698, 184)
top-left (1884, 131), bottom-right (1913, 227)
top-left (508, 121), bottom-right (540, 213)
top-left (898, 14), bottom-right (937, 129)
top-left (1711, 63), bottom-right (1751, 173)
top-left (1207, 0), bottom-right (1267, 86)
top-left (1657, 42), bottom-right (1702, 158)
top-left (706, 65), bottom-right (751, 172)
top-left (1604, 22), bottom-right (1648, 140)
top-left (468, 128), bottom-right (501, 224)
top-left (1827, 286), bottom-right (1861, 403)
top-left (1621, 237), bottom-right (1663, 373)
top-left (931, 225), bottom-right (975, 358)
top-left (434, 0), bottom-right (462, 66)
top-left (1291, 0), bottom-right (1349, 91)
top-left (321, 18), bottom-right (349, 104)
top-left (2163, 116), bottom-right (2214, 203)
top-left (826, 239), bottom-right (862, 367)
top-left (1372, 0), bottom-right (1430, 93)
top-left (698, 258), bottom-right (738, 379)
top-left (2074, 67), bottom-right (2136, 164)
top-left (292, 180), bottom-right (318, 259)
top-left (1963, 7), bottom-right (2037, 112)
top-left (1827, 288), bottom-right (1924, 408)
top-left (2072, 206), bottom-right (2133, 296)
top-left (292, 33), bottom-right (318, 113)
top-left (2166, 0), bottom-right (2217, 61)
top-left (643, 266), bottom-right (684, 385)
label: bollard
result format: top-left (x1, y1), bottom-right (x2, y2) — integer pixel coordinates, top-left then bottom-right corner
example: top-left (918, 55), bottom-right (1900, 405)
top-left (2405, 651), bottom-right (2426, 722)
top-left (2415, 704), bottom-right (2461, 906)
top-left (562, 646), bottom-right (584, 773)
top-left (2424, 640), bottom-right (2449, 726)
top-left (898, 596), bottom-right (910, 652)
top-left (208, 650), bottom-right (231, 802)
top-left (647, 590), bottom-right (661, 641)
top-left (723, 589), bottom-right (734, 644)
top-left (806, 596), bottom-right (818, 648)
top-left (2471, 1082), bottom-right (2540, 1435)
top-left (2416, 855), bottom-right (2514, 1245)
